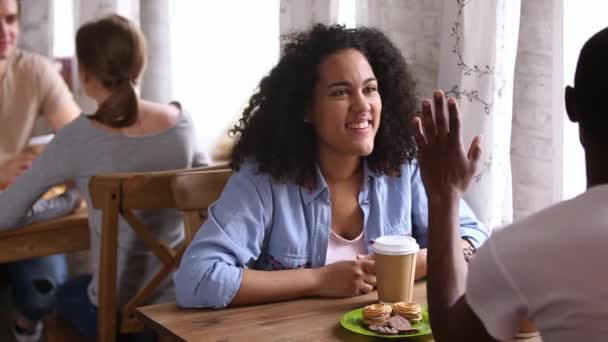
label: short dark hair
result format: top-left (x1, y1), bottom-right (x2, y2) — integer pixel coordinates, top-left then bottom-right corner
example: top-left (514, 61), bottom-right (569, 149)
top-left (230, 24), bottom-right (417, 188)
top-left (574, 27), bottom-right (608, 139)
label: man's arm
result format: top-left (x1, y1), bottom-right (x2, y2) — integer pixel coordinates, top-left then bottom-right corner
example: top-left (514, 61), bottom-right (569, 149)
top-left (45, 99), bottom-right (80, 131)
top-left (448, 297), bottom-right (497, 341)
top-left (413, 91), bottom-right (494, 341)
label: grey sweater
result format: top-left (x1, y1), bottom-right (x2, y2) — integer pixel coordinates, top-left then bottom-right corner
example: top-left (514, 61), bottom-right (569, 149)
top-left (0, 110), bottom-right (208, 306)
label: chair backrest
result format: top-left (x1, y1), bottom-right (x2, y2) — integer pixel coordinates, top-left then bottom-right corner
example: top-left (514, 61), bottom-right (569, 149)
top-left (171, 167), bottom-right (232, 244)
top-left (89, 166), bottom-right (227, 342)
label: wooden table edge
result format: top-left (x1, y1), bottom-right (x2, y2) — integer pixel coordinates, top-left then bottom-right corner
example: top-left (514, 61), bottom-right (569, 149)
top-left (0, 208), bottom-right (90, 263)
top-left (136, 305), bottom-right (186, 342)
top-left (0, 208), bottom-right (88, 237)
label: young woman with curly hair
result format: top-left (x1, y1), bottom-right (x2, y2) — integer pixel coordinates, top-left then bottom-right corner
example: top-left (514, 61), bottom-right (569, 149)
top-left (174, 24), bottom-right (488, 309)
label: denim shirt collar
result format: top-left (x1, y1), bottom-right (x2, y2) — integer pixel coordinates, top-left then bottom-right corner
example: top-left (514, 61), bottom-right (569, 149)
top-left (299, 159), bottom-right (376, 206)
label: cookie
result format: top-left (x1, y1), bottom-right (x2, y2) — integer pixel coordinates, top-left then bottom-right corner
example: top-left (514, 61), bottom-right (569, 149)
top-left (392, 302), bottom-right (422, 324)
top-left (362, 303), bottom-right (392, 327)
top-left (368, 325), bottom-right (399, 335)
top-left (389, 315), bottom-right (411, 331)
top-left (362, 303), bottom-right (392, 318)
top-left (361, 316), bottom-right (390, 326)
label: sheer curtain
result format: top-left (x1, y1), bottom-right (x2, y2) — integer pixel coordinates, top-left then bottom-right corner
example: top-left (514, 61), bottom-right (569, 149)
top-left (139, 0), bottom-right (171, 104)
top-left (359, 0), bottom-right (521, 230)
top-left (437, 0), bottom-right (520, 229)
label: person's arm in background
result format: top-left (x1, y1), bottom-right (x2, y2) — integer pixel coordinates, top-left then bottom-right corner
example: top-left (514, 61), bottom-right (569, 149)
top-left (0, 58), bottom-right (80, 185)
top-left (44, 98), bottom-right (80, 132)
top-left (458, 200), bottom-right (489, 249)
top-left (0, 152), bottom-right (36, 185)
top-left (174, 167), bottom-right (377, 309)
top-left (0, 123), bottom-right (79, 229)
top-left (414, 91), bottom-right (496, 342)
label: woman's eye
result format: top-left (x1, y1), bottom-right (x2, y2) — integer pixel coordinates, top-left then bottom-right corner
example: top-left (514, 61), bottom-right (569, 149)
top-left (332, 89), bottom-right (348, 96)
top-left (364, 86), bottom-right (378, 94)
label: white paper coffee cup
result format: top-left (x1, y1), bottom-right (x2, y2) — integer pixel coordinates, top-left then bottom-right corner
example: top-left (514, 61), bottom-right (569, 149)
top-left (374, 235), bottom-right (419, 303)
top-left (27, 134), bottom-right (54, 154)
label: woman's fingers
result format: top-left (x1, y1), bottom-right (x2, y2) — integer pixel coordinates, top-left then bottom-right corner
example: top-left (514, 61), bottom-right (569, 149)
top-left (358, 282), bottom-right (375, 295)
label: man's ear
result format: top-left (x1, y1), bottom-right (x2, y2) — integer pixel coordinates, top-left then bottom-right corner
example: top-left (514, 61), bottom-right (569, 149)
top-left (304, 107), bottom-right (312, 123)
top-left (565, 86), bottom-right (578, 123)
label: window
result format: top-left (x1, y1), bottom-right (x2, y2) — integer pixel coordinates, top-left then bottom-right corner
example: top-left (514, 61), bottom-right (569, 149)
top-left (52, 0), bottom-right (74, 58)
top-left (560, 0), bottom-right (608, 199)
top-left (169, 1), bottom-right (280, 154)
top-left (338, 0), bottom-right (356, 28)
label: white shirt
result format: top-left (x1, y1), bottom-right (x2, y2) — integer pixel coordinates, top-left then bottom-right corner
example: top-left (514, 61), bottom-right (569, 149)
top-left (466, 184), bottom-right (608, 342)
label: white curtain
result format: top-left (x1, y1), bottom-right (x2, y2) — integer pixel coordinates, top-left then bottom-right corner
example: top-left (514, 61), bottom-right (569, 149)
top-left (511, 0), bottom-right (561, 220)
top-left (359, 0), bottom-right (520, 230)
top-left (19, 0), bottom-right (55, 136)
top-left (139, 0), bottom-right (171, 104)
top-left (437, 0), bottom-right (519, 229)
top-left (18, 0), bottom-right (54, 57)
top-left (280, 0), bottom-right (339, 37)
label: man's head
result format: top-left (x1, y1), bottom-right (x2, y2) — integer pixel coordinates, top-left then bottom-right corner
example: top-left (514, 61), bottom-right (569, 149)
top-left (565, 27), bottom-right (608, 147)
top-left (0, 0), bottom-right (19, 60)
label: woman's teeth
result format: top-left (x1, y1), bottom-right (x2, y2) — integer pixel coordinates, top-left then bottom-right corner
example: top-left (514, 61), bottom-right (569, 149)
top-left (346, 121), bottom-right (370, 129)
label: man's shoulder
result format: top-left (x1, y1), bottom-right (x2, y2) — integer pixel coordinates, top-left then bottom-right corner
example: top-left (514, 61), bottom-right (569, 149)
top-left (505, 187), bottom-right (607, 235)
top-left (479, 187), bottom-right (608, 266)
top-left (9, 49), bottom-right (56, 76)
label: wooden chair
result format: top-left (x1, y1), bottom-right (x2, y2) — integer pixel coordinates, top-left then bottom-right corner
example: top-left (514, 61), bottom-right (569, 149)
top-left (171, 167), bottom-right (232, 244)
top-left (86, 165), bottom-right (229, 342)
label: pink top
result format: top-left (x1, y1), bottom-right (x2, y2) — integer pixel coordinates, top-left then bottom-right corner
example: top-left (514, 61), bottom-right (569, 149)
top-left (325, 230), bottom-right (368, 265)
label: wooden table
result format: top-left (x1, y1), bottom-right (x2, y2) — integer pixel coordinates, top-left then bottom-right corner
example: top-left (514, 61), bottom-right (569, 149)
top-left (0, 208), bottom-right (89, 263)
top-left (138, 282), bottom-right (543, 342)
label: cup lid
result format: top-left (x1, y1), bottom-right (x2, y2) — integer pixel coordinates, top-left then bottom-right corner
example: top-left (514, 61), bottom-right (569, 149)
top-left (28, 134), bottom-right (54, 146)
top-left (373, 235), bottom-right (419, 255)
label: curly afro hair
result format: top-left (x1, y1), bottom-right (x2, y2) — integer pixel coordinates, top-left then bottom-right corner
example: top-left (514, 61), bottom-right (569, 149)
top-left (230, 24), bottom-right (417, 188)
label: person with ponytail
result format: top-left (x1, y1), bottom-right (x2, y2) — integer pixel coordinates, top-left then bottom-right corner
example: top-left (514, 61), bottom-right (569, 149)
top-left (0, 14), bottom-right (208, 340)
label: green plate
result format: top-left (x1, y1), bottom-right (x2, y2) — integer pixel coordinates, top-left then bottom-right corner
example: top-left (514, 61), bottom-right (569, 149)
top-left (340, 306), bottom-right (432, 339)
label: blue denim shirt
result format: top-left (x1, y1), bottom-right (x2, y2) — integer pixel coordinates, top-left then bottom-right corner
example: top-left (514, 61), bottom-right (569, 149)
top-left (174, 160), bottom-right (488, 308)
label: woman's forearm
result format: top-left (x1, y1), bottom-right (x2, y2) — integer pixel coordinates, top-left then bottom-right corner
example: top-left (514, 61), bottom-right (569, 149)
top-left (230, 268), bottom-right (322, 306)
